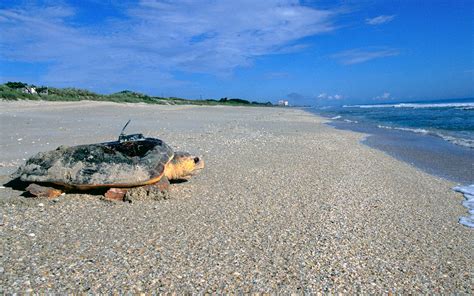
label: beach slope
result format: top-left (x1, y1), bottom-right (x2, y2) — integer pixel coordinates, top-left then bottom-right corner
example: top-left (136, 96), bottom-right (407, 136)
top-left (0, 101), bottom-right (471, 293)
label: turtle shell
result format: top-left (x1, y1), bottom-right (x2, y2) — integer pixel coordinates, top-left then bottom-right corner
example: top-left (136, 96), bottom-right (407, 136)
top-left (14, 137), bottom-right (174, 190)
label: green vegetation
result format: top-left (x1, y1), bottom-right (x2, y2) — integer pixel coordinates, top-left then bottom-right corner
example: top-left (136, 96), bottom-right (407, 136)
top-left (5, 82), bottom-right (28, 89)
top-left (0, 82), bottom-right (274, 107)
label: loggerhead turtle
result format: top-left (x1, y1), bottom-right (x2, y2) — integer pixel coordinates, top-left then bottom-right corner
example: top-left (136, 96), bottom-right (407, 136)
top-left (12, 122), bottom-right (204, 201)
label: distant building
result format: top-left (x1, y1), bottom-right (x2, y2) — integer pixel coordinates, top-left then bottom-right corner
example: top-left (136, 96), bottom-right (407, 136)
top-left (21, 86), bottom-right (37, 94)
top-left (278, 100), bottom-right (289, 106)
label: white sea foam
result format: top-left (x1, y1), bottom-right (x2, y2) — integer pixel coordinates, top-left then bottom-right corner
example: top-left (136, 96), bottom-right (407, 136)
top-left (331, 115), bottom-right (342, 120)
top-left (377, 125), bottom-right (429, 134)
top-left (343, 119), bottom-right (358, 123)
top-left (453, 185), bottom-right (474, 228)
top-left (344, 102), bottom-right (474, 109)
top-left (376, 125), bottom-right (474, 148)
top-left (456, 106), bottom-right (474, 110)
top-left (436, 134), bottom-right (474, 149)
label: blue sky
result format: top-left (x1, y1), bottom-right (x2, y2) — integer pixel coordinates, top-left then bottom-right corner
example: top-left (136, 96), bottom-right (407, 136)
top-left (0, 0), bottom-right (473, 105)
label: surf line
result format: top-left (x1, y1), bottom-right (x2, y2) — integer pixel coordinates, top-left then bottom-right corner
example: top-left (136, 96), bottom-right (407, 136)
top-left (453, 184), bottom-right (474, 228)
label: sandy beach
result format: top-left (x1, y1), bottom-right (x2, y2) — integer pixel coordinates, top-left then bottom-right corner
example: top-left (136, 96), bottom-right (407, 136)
top-left (0, 101), bottom-right (471, 293)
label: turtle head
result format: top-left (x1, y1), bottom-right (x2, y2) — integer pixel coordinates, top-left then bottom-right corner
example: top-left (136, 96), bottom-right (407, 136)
top-left (164, 152), bottom-right (204, 180)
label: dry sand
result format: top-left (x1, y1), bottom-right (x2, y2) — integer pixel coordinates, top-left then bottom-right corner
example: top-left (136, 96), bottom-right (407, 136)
top-left (0, 101), bottom-right (472, 293)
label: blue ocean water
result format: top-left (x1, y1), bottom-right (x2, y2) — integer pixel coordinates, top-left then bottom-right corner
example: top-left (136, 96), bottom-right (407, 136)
top-left (310, 98), bottom-right (474, 228)
top-left (314, 98), bottom-right (474, 149)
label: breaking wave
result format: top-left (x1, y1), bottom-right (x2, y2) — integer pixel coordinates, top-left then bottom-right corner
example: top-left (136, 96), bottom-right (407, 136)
top-left (344, 102), bottom-right (474, 109)
top-left (343, 119), bottom-right (358, 123)
top-left (377, 125), bottom-right (474, 148)
top-left (453, 185), bottom-right (474, 228)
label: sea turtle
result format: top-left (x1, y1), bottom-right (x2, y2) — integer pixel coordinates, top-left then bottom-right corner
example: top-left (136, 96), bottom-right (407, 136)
top-left (12, 122), bottom-right (204, 201)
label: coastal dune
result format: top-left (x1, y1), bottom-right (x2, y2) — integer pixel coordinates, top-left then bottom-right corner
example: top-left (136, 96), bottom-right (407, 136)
top-left (0, 101), bottom-right (471, 293)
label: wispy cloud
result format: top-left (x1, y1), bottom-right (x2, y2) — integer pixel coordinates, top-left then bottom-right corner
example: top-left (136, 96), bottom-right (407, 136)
top-left (366, 15), bottom-right (395, 25)
top-left (331, 48), bottom-right (399, 65)
top-left (0, 1), bottom-right (339, 92)
top-left (373, 92), bottom-right (393, 100)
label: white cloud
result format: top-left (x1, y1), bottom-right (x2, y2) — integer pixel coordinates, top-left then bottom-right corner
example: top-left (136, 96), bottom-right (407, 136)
top-left (318, 93), bottom-right (343, 100)
top-left (0, 1), bottom-right (338, 92)
top-left (318, 93), bottom-right (328, 98)
top-left (373, 92), bottom-right (392, 100)
top-left (366, 15), bottom-right (395, 25)
top-left (331, 48), bottom-right (399, 65)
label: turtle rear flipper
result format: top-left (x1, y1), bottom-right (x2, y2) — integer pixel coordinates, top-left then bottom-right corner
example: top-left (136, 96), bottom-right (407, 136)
top-left (26, 183), bottom-right (63, 199)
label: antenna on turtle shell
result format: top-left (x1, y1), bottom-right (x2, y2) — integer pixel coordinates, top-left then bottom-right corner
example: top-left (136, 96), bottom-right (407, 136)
top-left (117, 120), bottom-right (144, 142)
top-left (118, 119), bottom-right (131, 141)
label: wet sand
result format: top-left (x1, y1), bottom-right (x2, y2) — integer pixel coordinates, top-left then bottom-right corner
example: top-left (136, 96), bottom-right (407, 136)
top-left (326, 120), bottom-right (474, 184)
top-left (0, 101), bottom-right (472, 293)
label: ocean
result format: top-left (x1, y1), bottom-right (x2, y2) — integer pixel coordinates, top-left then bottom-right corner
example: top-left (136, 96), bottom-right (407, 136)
top-left (309, 98), bottom-right (474, 228)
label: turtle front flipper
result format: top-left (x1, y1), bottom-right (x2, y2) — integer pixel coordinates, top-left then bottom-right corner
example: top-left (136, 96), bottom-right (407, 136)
top-left (26, 183), bottom-right (63, 199)
top-left (103, 178), bottom-right (170, 203)
top-left (151, 176), bottom-right (170, 192)
top-left (104, 188), bottom-right (128, 202)
top-left (123, 178), bottom-right (170, 202)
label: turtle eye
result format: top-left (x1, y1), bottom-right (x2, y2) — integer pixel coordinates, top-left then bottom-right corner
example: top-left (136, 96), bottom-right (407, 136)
top-left (193, 157), bottom-right (200, 164)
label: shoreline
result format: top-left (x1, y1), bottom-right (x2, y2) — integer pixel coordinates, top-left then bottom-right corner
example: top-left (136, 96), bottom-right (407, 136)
top-left (310, 109), bottom-right (474, 228)
top-left (306, 108), bottom-right (473, 185)
top-left (1, 101), bottom-right (471, 293)
top-left (331, 120), bottom-right (473, 184)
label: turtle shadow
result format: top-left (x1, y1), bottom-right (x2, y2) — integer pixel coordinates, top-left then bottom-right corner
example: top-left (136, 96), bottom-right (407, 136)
top-left (4, 177), bottom-right (30, 191)
top-left (170, 179), bottom-right (189, 184)
top-left (3, 177), bottom-right (189, 199)
top-left (3, 178), bottom-right (34, 197)
top-left (3, 177), bottom-right (108, 197)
